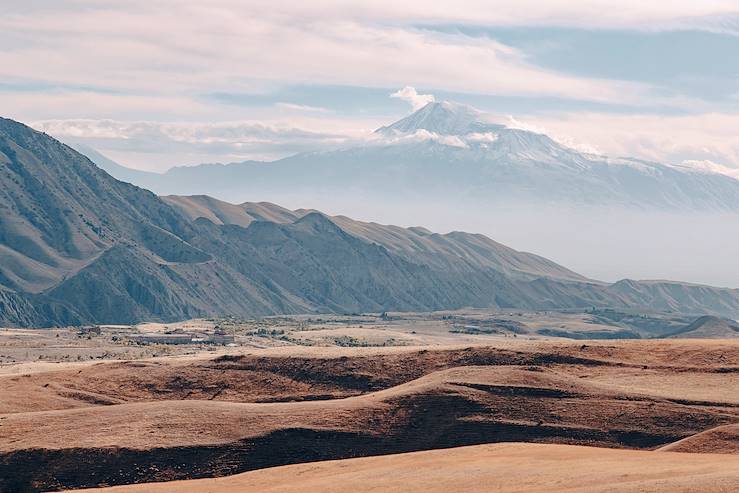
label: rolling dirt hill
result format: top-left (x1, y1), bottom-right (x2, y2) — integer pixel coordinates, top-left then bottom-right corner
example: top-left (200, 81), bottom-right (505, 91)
top-left (73, 443), bottom-right (739, 493)
top-left (658, 424), bottom-right (739, 454)
top-left (1, 340), bottom-right (737, 491)
top-left (668, 315), bottom-right (739, 339)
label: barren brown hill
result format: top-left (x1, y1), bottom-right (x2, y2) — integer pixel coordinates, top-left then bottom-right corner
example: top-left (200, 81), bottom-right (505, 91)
top-left (74, 443), bottom-right (739, 493)
top-left (163, 195), bottom-right (588, 282)
top-left (1, 340), bottom-right (738, 491)
top-left (658, 424), bottom-right (739, 454)
top-left (2, 339), bottom-right (738, 414)
top-left (163, 195), bottom-right (739, 321)
top-left (668, 315), bottom-right (739, 339)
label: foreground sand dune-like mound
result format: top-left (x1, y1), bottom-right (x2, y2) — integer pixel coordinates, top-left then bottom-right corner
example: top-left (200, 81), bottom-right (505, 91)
top-left (74, 443), bottom-right (739, 493)
top-left (659, 424), bottom-right (739, 454)
top-left (2, 364), bottom-right (735, 453)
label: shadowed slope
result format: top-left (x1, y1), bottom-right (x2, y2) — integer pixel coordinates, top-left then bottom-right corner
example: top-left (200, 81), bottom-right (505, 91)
top-left (73, 443), bottom-right (739, 493)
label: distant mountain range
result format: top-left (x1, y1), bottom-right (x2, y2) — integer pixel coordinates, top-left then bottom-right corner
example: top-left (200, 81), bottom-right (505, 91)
top-left (2, 116), bottom-right (739, 327)
top-left (81, 101), bottom-right (739, 212)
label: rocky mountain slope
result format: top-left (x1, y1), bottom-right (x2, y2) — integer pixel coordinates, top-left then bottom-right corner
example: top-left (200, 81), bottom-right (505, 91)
top-left (1, 117), bottom-right (739, 327)
top-left (163, 196), bottom-right (588, 283)
top-left (163, 194), bottom-right (739, 320)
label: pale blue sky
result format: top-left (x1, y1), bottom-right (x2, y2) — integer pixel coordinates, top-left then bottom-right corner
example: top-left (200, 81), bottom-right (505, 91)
top-left (2, 1), bottom-right (739, 171)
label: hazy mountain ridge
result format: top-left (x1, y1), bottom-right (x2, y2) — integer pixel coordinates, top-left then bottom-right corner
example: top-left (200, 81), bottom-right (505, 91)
top-left (68, 143), bottom-right (161, 188)
top-left (163, 195), bottom-right (588, 283)
top-left (163, 194), bottom-right (739, 320)
top-left (2, 117), bottom-right (739, 327)
top-left (91, 101), bottom-right (739, 212)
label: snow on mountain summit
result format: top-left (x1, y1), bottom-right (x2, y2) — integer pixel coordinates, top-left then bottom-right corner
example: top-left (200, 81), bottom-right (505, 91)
top-left (673, 160), bottom-right (739, 181)
top-left (76, 98), bottom-right (739, 212)
top-left (374, 101), bottom-right (584, 165)
top-left (376, 101), bottom-right (506, 137)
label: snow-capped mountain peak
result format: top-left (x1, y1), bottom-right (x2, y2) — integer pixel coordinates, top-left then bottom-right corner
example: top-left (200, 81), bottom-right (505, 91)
top-left (376, 101), bottom-right (506, 137)
top-left (84, 97), bottom-right (739, 215)
top-left (374, 100), bottom-right (582, 166)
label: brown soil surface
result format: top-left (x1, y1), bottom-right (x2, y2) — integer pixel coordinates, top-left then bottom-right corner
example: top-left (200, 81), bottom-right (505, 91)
top-left (75, 443), bottom-right (739, 493)
top-left (658, 424), bottom-right (739, 454)
top-left (1, 339), bottom-right (738, 492)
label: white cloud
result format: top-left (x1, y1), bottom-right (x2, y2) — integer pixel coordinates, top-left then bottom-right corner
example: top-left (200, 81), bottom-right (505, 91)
top-left (30, 108), bottom-right (739, 176)
top-left (275, 102), bottom-right (330, 113)
top-left (390, 86), bottom-right (436, 111)
top-left (3, 2), bottom-right (739, 173)
top-left (505, 116), bottom-right (547, 135)
top-left (153, 2), bottom-right (739, 31)
top-left (0, 90), bottom-right (214, 122)
top-left (399, 130), bottom-right (467, 148)
top-left (0, 1), bottom-right (658, 120)
top-left (465, 132), bottom-right (500, 143)
top-left (505, 116), bottom-right (604, 154)
top-left (31, 118), bottom-right (367, 171)
top-left (677, 160), bottom-right (739, 180)
top-left (519, 111), bottom-right (739, 173)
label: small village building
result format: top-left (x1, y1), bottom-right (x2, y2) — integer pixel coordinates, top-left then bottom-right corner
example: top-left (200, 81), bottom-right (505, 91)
top-left (127, 325), bottom-right (235, 345)
top-left (209, 326), bottom-right (235, 345)
top-left (128, 333), bottom-right (195, 345)
top-left (79, 325), bottom-right (102, 335)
